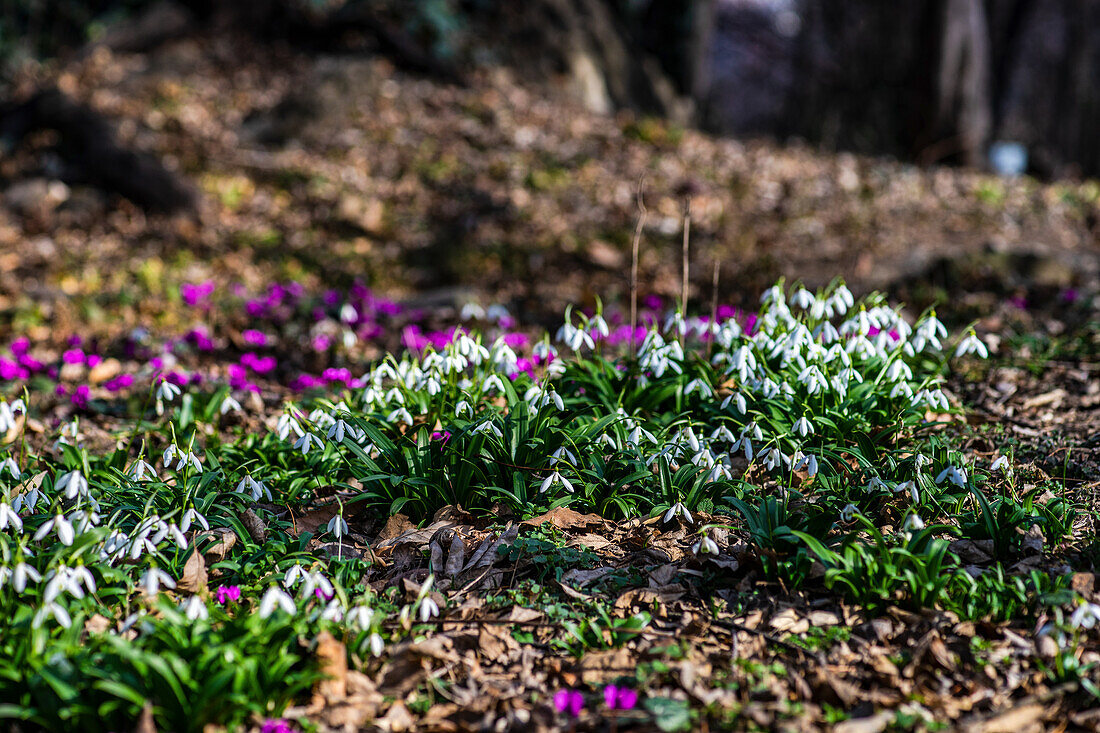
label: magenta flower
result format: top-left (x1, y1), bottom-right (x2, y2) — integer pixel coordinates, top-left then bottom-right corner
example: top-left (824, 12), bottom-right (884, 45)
top-left (70, 385), bottom-right (90, 409)
top-left (314, 587), bottom-right (334, 602)
top-left (62, 349), bottom-right (85, 365)
top-left (215, 585), bottom-right (241, 605)
top-left (260, 720), bottom-right (294, 733)
top-left (104, 374), bottom-right (134, 392)
top-left (10, 337), bottom-right (30, 356)
top-left (642, 294), bottom-right (663, 310)
top-left (553, 689), bottom-right (585, 718)
top-left (503, 332), bottom-right (529, 349)
top-left (1061, 288), bottom-right (1079, 304)
top-left (603, 685), bottom-right (638, 710)
top-left (311, 334), bottom-right (332, 353)
top-left (242, 329), bottom-right (268, 347)
top-left (180, 281), bottom-right (215, 307)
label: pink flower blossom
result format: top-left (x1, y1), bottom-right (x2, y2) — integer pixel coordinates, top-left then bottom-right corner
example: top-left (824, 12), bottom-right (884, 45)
top-left (603, 685), bottom-right (638, 710)
top-left (180, 281), bottom-right (215, 307)
top-left (553, 689), bottom-right (585, 718)
top-left (242, 330), bottom-right (268, 347)
top-left (260, 720), bottom-right (294, 733)
top-left (71, 385), bottom-right (90, 409)
top-left (215, 585), bottom-right (242, 605)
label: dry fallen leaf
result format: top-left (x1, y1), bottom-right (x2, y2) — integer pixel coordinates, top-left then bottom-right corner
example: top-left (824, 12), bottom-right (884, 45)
top-left (176, 548), bottom-right (207, 594)
top-left (314, 631), bottom-right (347, 703)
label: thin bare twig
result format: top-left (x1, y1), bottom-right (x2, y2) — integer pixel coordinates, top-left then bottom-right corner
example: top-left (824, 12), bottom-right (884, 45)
top-left (629, 177), bottom-right (648, 359)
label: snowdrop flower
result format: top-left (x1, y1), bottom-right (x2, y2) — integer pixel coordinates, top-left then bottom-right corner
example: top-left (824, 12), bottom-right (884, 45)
top-left (327, 514), bottom-right (349, 539)
top-left (895, 480), bottom-right (919, 502)
top-left (0, 503), bottom-right (22, 532)
top-left (550, 446), bottom-right (576, 467)
top-left (0, 456), bottom-right (20, 480)
top-left (32, 601), bottom-right (71, 629)
top-left (10, 562), bottom-right (41, 593)
top-left (180, 596), bottom-right (209, 621)
top-left (55, 470), bottom-right (88, 500)
top-left (259, 587), bottom-right (297, 618)
top-left (710, 424), bottom-right (737, 444)
top-left (347, 604), bottom-right (375, 630)
top-left (903, 514), bottom-right (926, 531)
top-left (1070, 602), bottom-right (1100, 630)
top-left (954, 331), bottom-right (989, 358)
top-left (236, 474), bottom-right (271, 502)
top-left (386, 407), bottom-right (414, 427)
top-left (327, 419), bottom-right (349, 443)
top-left (283, 565), bottom-right (307, 589)
top-left (276, 413), bottom-right (305, 440)
top-left (368, 633), bottom-right (386, 656)
top-left (419, 595), bottom-right (440, 622)
top-left (156, 379), bottom-right (181, 403)
top-left (790, 288), bottom-right (815, 309)
top-left (180, 508), bottom-right (209, 533)
top-left (841, 503), bottom-right (857, 522)
top-left (793, 416), bottom-right (813, 437)
top-left (174, 450), bottom-right (202, 472)
top-left (0, 402), bottom-right (14, 434)
top-left (721, 392), bottom-right (748, 415)
top-left (539, 471), bottom-right (574, 494)
top-left (935, 466), bottom-right (968, 488)
top-left (219, 394), bottom-right (242, 415)
top-left (794, 452), bottom-right (819, 477)
top-left (293, 433), bottom-right (323, 455)
top-left (991, 455), bottom-right (1011, 473)
top-left (864, 476), bottom-right (887, 493)
top-left (663, 502), bottom-right (694, 525)
top-left (763, 447), bottom-right (790, 471)
top-left (626, 424), bottom-right (657, 448)
top-left (684, 378), bottom-right (712, 398)
top-left (33, 513), bottom-right (75, 545)
top-left (140, 567), bottom-right (176, 596)
top-left (460, 303), bottom-right (485, 320)
top-left (472, 420), bottom-right (503, 439)
top-left (692, 534), bottom-right (719, 555)
top-left (556, 321), bottom-right (594, 351)
top-left (128, 459), bottom-right (157, 481)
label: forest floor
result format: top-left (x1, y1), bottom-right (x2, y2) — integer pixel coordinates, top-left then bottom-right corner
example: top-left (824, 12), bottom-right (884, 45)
top-left (1, 32), bottom-right (1099, 733)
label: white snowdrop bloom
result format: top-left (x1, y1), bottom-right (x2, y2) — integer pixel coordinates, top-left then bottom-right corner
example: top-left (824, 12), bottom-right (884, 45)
top-left (70, 509), bottom-right (100, 534)
top-left (175, 451), bottom-right (202, 472)
top-left (482, 374), bottom-right (506, 395)
top-left (140, 567), bottom-right (176, 596)
top-left (259, 587), bottom-right (297, 618)
top-left (0, 402), bottom-right (14, 434)
top-left (991, 455), bottom-right (1011, 473)
top-left (532, 340), bottom-right (557, 363)
top-left (281, 564), bottom-right (308, 590)
top-left (710, 424), bottom-right (737, 444)
top-left (33, 513), bottom-right (75, 546)
top-left (797, 365), bottom-right (828, 395)
top-left (0, 503), bottom-right (22, 533)
top-left (276, 413), bottom-right (305, 441)
top-left (556, 321), bottom-right (594, 351)
top-left (486, 304), bottom-right (511, 323)
top-left (790, 288), bottom-right (815, 309)
top-left (180, 596), bottom-right (209, 622)
top-left (663, 502), bottom-right (694, 525)
top-left (472, 420), bottom-right (503, 439)
top-left (727, 345), bottom-right (757, 380)
top-left (419, 596), bottom-right (440, 622)
top-left (935, 466), bottom-right (968, 488)
top-left (626, 425), bottom-right (657, 448)
top-left (893, 480), bottom-right (918, 502)
top-left (0, 457), bottom-right (20, 480)
top-left (454, 400), bottom-right (472, 418)
top-left (128, 459), bottom-right (157, 481)
top-left (32, 601), bottom-right (71, 629)
top-left (55, 470), bottom-right (88, 500)
top-left (903, 514), bottom-right (926, 531)
top-left (220, 394), bottom-right (242, 415)
top-left (369, 633), bottom-right (386, 657)
top-left (327, 515), bottom-right (349, 539)
top-left (864, 476), bottom-right (887, 493)
top-left (382, 386), bottom-right (405, 405)
top-left (794, 453), bottom-right (819, 477)
top-left (793, 416), bottom-right (813, 437)
top-left (763, 447), bottom-right (790, 472)
top-left (550, 446), bottom-right (576, 467)
top-left (327, 419), bottom-right (349, 443)
top-left (890, 382), bottom-right (914, 399)
top-left (692, 534), bottom-right (720, 555)
top-left (841, 503), bottom-right (857, 522)
top-left (914, 454), bottom-right (931, 471)
top-left (746, 422), bottom-right (764, 441)
top-left (347, 604), bottom-right (375, 629)
top-left (1070, 602), bottom-right (1100, 630)
top-left (236, 474), bottom-right (271, 502)
top-left (589, 314), bottom-right (611, 338)
top-left (180, 508), bottom-right (209, 533)
top-left (538, 472), bottom-right (574, 494)
top-left (829, 285), bottom-right (854, 314)
top-left (168, 523), bottom-right (188, 549)
top-left (339, 303), bottom-right (358, 324)
top-left (663, 311), bottom-right (688, 337)
top-left (320, 600), bottom-right (344, 623)
top-left (815, 320), bottom-right (840, 345)
top-left (386, 407), bottom-right (414, 427)
top-left (708, 463), bottom-right (733, 482)
top-left (309, 409), bottom-right (336, 429)
top-left (293, 433), bottom-right (323, 456)
top-left (731, 436), bottom-right (754, 461)
top-left (954, 331), bottom-right (989, 358)
top-left (460, 303), bottom-right (485, 320)
top-left (11, 562), bottom-right (41, 593)
top-left (684, 378), bottom-right (712, 398)
top-left (156, 379), bottom-right (181, 403)
top-left (721, 392), bottom-right (748, 415)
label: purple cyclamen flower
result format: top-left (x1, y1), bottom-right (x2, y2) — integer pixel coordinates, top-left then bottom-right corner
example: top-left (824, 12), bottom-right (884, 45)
top-left (314, 587), bottom-right (334, 602)
top-left (553, 689), bottom-right (584, 718)
top-left (215, 585), bottom-right (242, 605)
top-left (70, 385), bottom-right (90, 409)
top-left (260, 720), bottom-right (294, 733)
top-left (242, 329), bottom-right (268, 347)
top-left (603, 685), bottom-right (638, 710)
